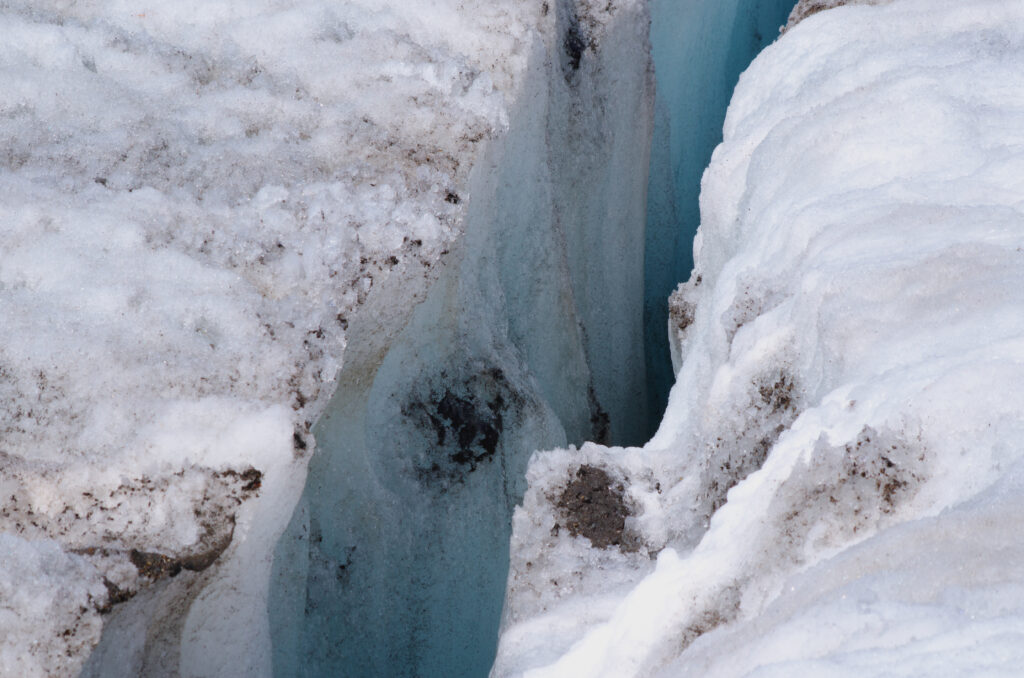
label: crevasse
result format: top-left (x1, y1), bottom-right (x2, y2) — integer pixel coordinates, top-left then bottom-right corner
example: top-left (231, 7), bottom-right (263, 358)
top-left (644, 0), bottom-right (796, 431)
top-left (267, 1), bottom-right (796, 676)
top-left (268, 3), bottom-right (653, 677)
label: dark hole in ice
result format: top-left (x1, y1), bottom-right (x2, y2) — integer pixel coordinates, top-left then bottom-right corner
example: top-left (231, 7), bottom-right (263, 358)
top-left (564, 22), bottom-right (586, 71)
top-left (643, 0), bottom-right (800, 435)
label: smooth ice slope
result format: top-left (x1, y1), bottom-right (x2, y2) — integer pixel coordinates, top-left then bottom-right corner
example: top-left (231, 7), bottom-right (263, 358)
top-left (643, 0), bottom-right (794, 431)
top-left (494, 0), bottom-right (1024, 675)
top-left (270, 2), bottom-right (654, 676)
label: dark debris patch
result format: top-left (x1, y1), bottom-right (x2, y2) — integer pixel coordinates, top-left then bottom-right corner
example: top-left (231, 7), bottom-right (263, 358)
top-left (97, 578), bottom-right (135, 614)
top-left (564, 21), bottom-right (586, 71)
top-left (130, 549), bottom-right (183, 579)
top-left (128, 522), bottom-right (234, 584)
top-left (758, 372), bottom-right (796, 414)
top-left (402, 366), bottom-right (523, 490)
top-left (216, 466), bottom-right (263, 494)
top-left (555, 465), bottom-right (635, 551)
top-left (669, 295), bottom-right (696, 334)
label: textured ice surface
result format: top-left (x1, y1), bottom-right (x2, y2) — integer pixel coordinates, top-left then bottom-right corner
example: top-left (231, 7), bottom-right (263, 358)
top-left (0, 0), bottom-right (538, 675)
top-left (494, 0), bottom-right (1024, 675)
top-left (0, 536), bottom-right (106, 678)
top-left (269, 1), bottom-right (654, 676)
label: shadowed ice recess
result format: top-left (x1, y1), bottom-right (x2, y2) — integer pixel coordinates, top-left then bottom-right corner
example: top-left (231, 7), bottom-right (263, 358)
top-left (269, 1), bottom-right (795, 676)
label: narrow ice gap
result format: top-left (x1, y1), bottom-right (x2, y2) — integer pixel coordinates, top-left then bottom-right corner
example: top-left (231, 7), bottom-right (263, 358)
top-left (644, 0), bottom-right (798, 433)
top-left (267, 1), bottom-right (794, 676)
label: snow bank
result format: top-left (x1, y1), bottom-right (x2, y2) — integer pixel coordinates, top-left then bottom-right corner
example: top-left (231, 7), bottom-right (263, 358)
top-left (0, 0), bottom-right (546, 675)
top-left (493, 0), bottom-right (1024, 675)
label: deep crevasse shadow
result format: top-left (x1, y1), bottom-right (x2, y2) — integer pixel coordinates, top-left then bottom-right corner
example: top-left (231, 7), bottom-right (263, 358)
top-left (644, 0), bottom-right (797, 435)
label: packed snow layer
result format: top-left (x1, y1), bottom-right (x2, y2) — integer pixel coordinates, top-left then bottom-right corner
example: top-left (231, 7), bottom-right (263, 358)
top-left (0, 0), bottom-right (559, 675)
top-left (493, 0), bottom-right (1024, 675)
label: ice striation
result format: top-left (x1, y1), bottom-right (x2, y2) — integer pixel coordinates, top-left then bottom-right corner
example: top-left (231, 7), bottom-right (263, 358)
top-left (494, 0), bottom-right (1024, 676)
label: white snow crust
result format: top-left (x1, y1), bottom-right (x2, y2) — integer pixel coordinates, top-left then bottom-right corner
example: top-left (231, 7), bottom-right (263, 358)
top-left (493, 0), bottom-right (1024, 675)
top-left (0, 0), bottom-right (549, 675)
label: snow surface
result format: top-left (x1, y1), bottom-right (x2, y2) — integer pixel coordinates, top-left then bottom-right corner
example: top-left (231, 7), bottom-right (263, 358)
top-left (0, 0), bottom-right (547, 675)
top-left (493, 0), bottom-right (1024, 675)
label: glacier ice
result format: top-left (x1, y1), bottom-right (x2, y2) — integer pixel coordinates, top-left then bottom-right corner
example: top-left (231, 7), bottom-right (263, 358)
top-left (643, 0), bottom-right (795, 431)
top-left (269, 2), bottom-right (655, 676)
top-left (3, 0), bottom-right (1023, 676)
top-left (494, 0), bottom-right (1024, 675)
top-left (0, 0), bottom-right (659, 675)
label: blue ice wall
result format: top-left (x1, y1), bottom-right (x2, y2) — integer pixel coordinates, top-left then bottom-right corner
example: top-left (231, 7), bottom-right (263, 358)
top-left (644, 0), bottom-right (796, 432)
top-left (268, 4), bottom-right (654, 676)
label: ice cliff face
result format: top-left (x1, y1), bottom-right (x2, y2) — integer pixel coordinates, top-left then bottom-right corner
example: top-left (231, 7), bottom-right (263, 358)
top-left (494, 0), bottom-right (1024, 675)
top-left (269, 2), bottom-right (654, 676)
top-left (0, 0), bottom-right (653, 676)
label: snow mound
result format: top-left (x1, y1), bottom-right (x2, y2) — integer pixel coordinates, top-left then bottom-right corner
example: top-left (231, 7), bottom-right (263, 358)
top-left (493, 0), bottom-right (1024, 675)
